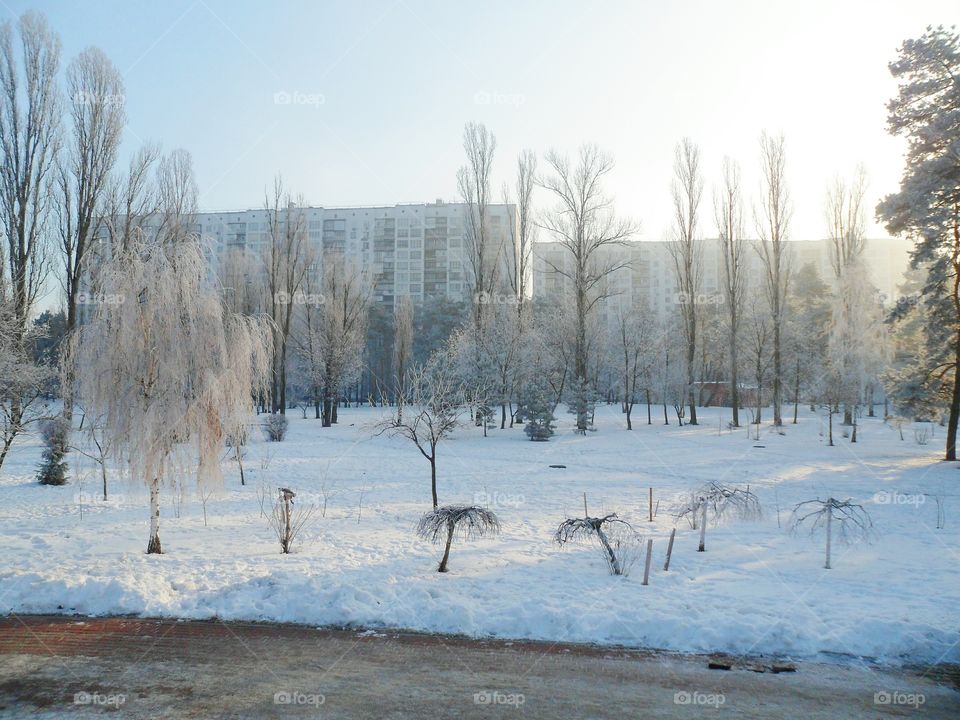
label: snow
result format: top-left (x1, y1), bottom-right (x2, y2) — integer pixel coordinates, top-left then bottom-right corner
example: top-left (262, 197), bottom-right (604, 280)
top-left (1, 405), bottom-right (957, 666)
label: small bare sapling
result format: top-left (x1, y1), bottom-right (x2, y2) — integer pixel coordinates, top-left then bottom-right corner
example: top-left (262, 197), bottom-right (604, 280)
top-left (416, 505), bottom-right (501, 573)
top-left (267, 487), bottom-right (316, 553)
top-left (674, 482), bottom-right (761, 552)
top-left (555, 513), bottom-right (644, 576)
top-left (263, 414), bottom-right (289, 442)
top-left (788, 497), bottom-right (873, 569)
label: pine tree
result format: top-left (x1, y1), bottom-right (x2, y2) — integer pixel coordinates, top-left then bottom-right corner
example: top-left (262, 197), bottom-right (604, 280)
top-left (37, 417), bottom-right (69, 486)
top-left (518, 372), bottom-right (556, 441)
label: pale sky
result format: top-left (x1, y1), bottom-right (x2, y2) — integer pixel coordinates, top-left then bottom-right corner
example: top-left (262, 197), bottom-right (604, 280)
top-left (11, 0), bottom-right (959, 239)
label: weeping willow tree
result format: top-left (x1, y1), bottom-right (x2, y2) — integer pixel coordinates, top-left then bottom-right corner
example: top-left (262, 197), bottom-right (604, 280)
top-left (66, 233), bottom-right (270, 553)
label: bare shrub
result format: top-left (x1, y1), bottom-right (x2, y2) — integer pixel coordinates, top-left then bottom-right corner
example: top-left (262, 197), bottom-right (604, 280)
top-left (416, 504), bottom-right (500, 573)
top-left (263, 414), bottom-right (289, 442)
top-left (267, 487), bottom-right (316, 553)
top-left (555, 513), bottom-right (643, 576)
top-left (914, 426), bottom-right (930, 445)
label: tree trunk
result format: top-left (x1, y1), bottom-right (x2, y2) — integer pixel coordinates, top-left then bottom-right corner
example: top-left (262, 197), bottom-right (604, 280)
top-left (824, 509), bottom-right (832, 570)
top-left (147, 479), bottom-right (162, 554)
top-left (646, 389), bottom-right (652, 425)
top-left (500, 403), bottom-right (507, 430)
top-left (437, 522), bottom-right (454, 572)
top-left (430, 455), bottom-right (438, 509)
top-left (102, 463), bottom-right (108, 501)
top-left (793, 356), bottom-right (800, 424)
top-left (828, 411), bottom-right (834, 447)
top-left (626, 403), bottom-right (633, 430)
top-left (947, 340), bottom-right (960, 461)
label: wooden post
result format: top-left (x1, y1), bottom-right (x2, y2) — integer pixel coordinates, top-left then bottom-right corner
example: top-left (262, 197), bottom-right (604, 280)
top-left (663, 528), bottom-right (676, 571)
top-left (642, 539), bottom-right (653, 586)
top-left (583, 492), bottom-right (588, 517)
top-left (648, 487), bottom-right (653, 522)
top-left (698, 501), bottom-right (707, 552)
top-left (825, 509), bottom-right (832, 569)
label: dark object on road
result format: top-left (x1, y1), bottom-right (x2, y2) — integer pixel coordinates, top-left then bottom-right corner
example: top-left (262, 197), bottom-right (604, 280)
top-left (549, 464), bottom-right (567, 468)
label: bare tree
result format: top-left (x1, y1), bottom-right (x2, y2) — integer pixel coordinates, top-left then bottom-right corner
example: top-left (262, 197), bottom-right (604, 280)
top-left (747, 300), bottom-right (772, 428)
top-left (65, 234), bottom-right (271, 553)
top-left (615, 300), bottom-right (655, 430)
top-left (555, 513), bottom-right (643, 576)
top-left (416, 504), bottom-right (500, 573)
top-left (788, 497), bottom-right (873, 569)
top-left (392, 294), bottom-right (414, 420)
top-left (668, 138), bottom-right (704, 425)
top-left (458, 122), bottom-right (499, 340)
top-left (504, 149), bottom-right (537, 319)
top-left (102, 144), bottom-right (160, 254)
top-left (375, 346), bottom-right (466, 508)
top-left (675, 482), bottom-right (761, 552)
top-left (753, 131), bottom-right (793, 427)
top-left (263, 179), bottom-right (311, 414)
top-left (56, 46), bottom-right (125, 386)
top-left (715, 157), bottom-right (747, 427)
top-left (537, 145), bottom-right (638, 432)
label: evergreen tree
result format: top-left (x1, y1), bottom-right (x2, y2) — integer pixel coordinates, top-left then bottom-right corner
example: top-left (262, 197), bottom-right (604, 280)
top-left (518, 372), bottom-right (557, 441)
top-left (37, 417), bottom-right (69, 486)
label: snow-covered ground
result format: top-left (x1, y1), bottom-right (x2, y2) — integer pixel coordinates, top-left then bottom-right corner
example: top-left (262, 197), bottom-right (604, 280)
top-left (1, 405), bottom-right (957, 666)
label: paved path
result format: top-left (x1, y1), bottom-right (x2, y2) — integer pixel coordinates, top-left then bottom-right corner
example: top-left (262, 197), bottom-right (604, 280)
top-left (0, 615), bottom-right (957, 718)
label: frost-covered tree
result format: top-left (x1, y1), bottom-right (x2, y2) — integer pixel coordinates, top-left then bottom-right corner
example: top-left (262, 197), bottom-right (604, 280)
top-left (263, 179), bottom-right (312, 414)
top-left (668, 138), bottom-right (704, 425)
top-left (715, 157), bottom-right (747, 426)
top-left (877, 26), bottom-right (960, 460)
top-left (555, 513), bottom-right (643, 576)
top-left (392, 294), bottom-right (414, 419)
top-left (416, 505), bottom-right (500, 573)
top-left (36, 416), bottom-right (69, 486)
top-left (66, 235), bottom-right (271, 553)
top-left (614, 300), bottom-right (655, 430)
top-left (538, 145), bottom-right (638, 432)
top-left (753, 132), bottom-right (793, 427)
top-left (788, 497), bottom-right (873, 569)
top-left (516, 364), bottom-right (556, 441)
top-left (675, 482), bottom-right (761, 552)
top-left (375, 344), bottom-right (466, 508)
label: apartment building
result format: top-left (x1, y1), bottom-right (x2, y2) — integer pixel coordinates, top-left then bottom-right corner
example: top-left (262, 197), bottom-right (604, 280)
top-left (194, 200), bottom-right (518, 307)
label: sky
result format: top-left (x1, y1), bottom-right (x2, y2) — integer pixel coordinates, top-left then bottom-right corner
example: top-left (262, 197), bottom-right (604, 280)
top-left (7, 0), bottom-right (958, 240)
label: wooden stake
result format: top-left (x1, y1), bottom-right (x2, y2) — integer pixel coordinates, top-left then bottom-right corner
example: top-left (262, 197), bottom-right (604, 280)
top-left (648, 487), bottom-right (653, 522)
top-left (642, 539), bottom-right (653, 585)
top-left (663, 528), bottom-right (676, 571)
top-left (583, 492), bottom-right (588, 517)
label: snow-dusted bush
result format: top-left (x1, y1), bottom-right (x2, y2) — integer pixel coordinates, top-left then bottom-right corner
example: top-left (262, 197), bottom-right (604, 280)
top-left (555, 513), bottom-right (643, 576)
top-left (674, 482), bottom-right (761, 552)
top-left (416, 504), bottom-right (500, 573)
top-left (788, 497), bottom-right (873, 569)
top-left (263, 414), bottom-right (289, 442)
top-left (914, 427), bottom-right (930, 446)
top-left (36, 417), bottom-right (70, 486)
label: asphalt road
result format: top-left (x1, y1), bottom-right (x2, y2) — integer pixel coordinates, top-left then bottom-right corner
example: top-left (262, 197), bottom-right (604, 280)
top-left (0, 615), bottom-right (956, 719)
